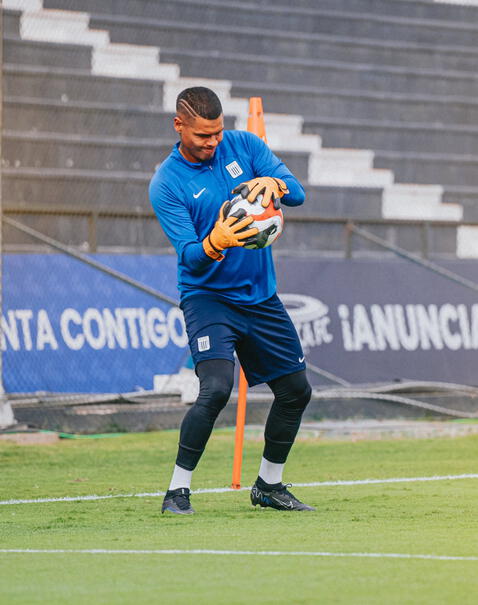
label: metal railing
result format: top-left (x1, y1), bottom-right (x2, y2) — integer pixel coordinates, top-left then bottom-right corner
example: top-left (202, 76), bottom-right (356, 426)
top-left (4, 204), bottom-right (477, 258)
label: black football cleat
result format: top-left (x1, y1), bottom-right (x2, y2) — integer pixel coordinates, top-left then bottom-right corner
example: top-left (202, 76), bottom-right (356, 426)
top-left (250, 481), bottom-right (315, 511)
top-left (161, 487), bottom-right (195, 515)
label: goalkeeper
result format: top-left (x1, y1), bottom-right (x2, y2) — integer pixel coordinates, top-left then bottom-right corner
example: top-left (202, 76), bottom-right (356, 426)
top-left (149, 87), bottom-right (314, 514)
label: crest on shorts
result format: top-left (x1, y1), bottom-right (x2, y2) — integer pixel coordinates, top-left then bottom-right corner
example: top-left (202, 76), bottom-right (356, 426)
top-left (197, 335), bottom-right (210, 352)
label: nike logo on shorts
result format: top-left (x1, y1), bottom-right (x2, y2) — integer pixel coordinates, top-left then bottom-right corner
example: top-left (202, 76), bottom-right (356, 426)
top-left (299, 356), bottom-right (305, 363)
top-left (193, 187), bottom-right (206, 199)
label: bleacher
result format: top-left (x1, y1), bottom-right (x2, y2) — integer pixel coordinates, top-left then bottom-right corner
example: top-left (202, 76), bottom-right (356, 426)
top-left (3, 0), bottom-right (478, 256)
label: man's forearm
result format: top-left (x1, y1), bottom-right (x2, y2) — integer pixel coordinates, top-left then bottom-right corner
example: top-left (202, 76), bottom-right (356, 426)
top-left (182, 241), bottom-right (217, 273)
top-left (276, 175), bottom-right (305, 207)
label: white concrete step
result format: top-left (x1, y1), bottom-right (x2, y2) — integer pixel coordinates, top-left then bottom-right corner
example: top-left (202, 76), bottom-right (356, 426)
top-left (434, 0), bottom-right (478, 5)
top-left (314, 169), bottom-right (394, 187)
top-left (3, 0), bottom-right (42, 11)
top-left (236, 113), bottom-right (322, 152)
top-left (456, 226), bottom-right (478, 258)
top-left (20, 9), bottom-right (110, 46)
top-left (382, 184), bottom-right (463, 221)
top-left (309, 148), bottom-right (394, 187)
top-left (266, 132), bottom-right (322, 153)
top-left (313, 148), bottom-right (375, 172)
top-left (93, 44), bottom-right (179, 80)
top-left (264, 113), bottom-right (303, 137)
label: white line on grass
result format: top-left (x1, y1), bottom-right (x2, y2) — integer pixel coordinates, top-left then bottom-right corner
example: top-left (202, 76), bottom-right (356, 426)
top-left (0, 549), bottom-right (477, 562)
top-left (1, 473), bottom-right (477, 506)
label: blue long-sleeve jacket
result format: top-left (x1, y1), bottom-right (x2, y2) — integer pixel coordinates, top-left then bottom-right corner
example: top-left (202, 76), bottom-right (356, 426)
top-left (149, 130), bottom-right (305, 304)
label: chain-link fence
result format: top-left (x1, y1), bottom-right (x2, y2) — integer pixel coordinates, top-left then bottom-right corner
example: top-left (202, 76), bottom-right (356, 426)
top-left (3, 216), bottom-right (190, 390)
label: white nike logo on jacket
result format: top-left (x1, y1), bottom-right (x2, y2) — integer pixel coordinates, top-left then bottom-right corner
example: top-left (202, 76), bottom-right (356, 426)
top-left (193, 188), bottom-right (206, 199)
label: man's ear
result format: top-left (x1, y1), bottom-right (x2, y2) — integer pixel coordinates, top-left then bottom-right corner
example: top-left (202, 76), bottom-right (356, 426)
top-left (173, 116), bottom-right (182, 135)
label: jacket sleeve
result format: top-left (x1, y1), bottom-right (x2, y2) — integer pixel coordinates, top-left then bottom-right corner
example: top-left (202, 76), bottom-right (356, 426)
top-left (149, 177), bottom-right (214, 273)
top-left (246, 132), bottom-right (306, 207)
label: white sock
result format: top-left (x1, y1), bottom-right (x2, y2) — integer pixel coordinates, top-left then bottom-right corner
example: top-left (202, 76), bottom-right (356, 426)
top-left (258, 457), bottom-right (284, 485)
top-left (168, 465), bottom-right (193, 491)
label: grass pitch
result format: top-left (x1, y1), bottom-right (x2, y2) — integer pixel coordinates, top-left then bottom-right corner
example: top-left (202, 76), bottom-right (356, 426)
top-left (1, 429), bottom-right (478, 604)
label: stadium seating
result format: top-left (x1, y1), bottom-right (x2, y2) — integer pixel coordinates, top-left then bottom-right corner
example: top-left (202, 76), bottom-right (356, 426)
top-left (3, 0), bottom-right (478, 256)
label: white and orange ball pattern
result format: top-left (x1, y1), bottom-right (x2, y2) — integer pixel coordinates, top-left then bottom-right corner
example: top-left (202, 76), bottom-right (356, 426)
top-left (226, 193), bottom-right (284, 249)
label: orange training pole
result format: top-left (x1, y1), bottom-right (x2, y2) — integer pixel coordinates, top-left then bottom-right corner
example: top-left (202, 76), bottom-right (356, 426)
top-left (231, 366), bottom-right (248, 489)
top-left (231, 97), bottom-right (267, 489)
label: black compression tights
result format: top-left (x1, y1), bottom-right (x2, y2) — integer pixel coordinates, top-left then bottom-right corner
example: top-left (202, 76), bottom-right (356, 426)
top-left (175, 360), bottom-right (312, 471)
top-left (263, 370), bottom-right (312, 464)
top-left (176, 360), bottom-right (234, 471)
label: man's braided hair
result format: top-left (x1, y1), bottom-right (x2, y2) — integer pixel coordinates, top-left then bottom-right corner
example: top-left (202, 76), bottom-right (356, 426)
top-left (176, 87), bottom-right (222, 121)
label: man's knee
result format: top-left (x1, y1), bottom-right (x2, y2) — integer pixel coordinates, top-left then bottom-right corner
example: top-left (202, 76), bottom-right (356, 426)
top-left (292, 376), bottom-right (312, 411)
top-left (196, 359), bottom-right (234, 415)
top-left (198, 372), bottom-right (233, 411)
top-left (269, 370), bottom-right (312, 413)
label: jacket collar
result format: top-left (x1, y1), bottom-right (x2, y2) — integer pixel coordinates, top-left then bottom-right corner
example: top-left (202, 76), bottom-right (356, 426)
top-left (172, 142), bottom-right (216, 169)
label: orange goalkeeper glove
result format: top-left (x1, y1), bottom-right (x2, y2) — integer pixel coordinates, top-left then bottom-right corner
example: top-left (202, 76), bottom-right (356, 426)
top-left (232, 177), bottom-right (289, 209)
top-left (203, 201), bottom-right (259, 261)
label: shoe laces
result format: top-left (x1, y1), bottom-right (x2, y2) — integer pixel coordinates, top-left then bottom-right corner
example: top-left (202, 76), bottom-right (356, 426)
top-left (277, 483), bottom-right (293, 494)
top-left (277, 483), bottom-right (300, 501)
top-left (173, 489), bottom-right (191, 510)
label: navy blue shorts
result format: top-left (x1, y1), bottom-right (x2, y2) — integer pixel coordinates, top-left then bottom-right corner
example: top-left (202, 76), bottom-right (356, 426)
top-left (180, 293), bottom-right (306, 387)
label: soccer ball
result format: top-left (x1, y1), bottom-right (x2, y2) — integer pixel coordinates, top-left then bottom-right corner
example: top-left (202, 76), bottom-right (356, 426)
top-left (225, 193), bottom-right (284, 249)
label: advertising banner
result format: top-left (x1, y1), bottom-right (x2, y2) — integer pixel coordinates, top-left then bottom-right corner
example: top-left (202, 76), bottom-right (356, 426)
top-left (3, 254), bottom-right (186, 393)
top-left (4, 254), bottom-right (478, 392)
top-left (276, 257), bottom-right (478, 386)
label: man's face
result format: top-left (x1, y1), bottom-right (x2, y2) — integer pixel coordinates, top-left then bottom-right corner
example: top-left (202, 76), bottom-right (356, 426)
top-left (174, 114), bottom-right (224, 163)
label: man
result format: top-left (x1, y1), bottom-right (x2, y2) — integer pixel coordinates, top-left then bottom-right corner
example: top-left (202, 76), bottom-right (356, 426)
top-left (149, 86), bottom-right (314, 514)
